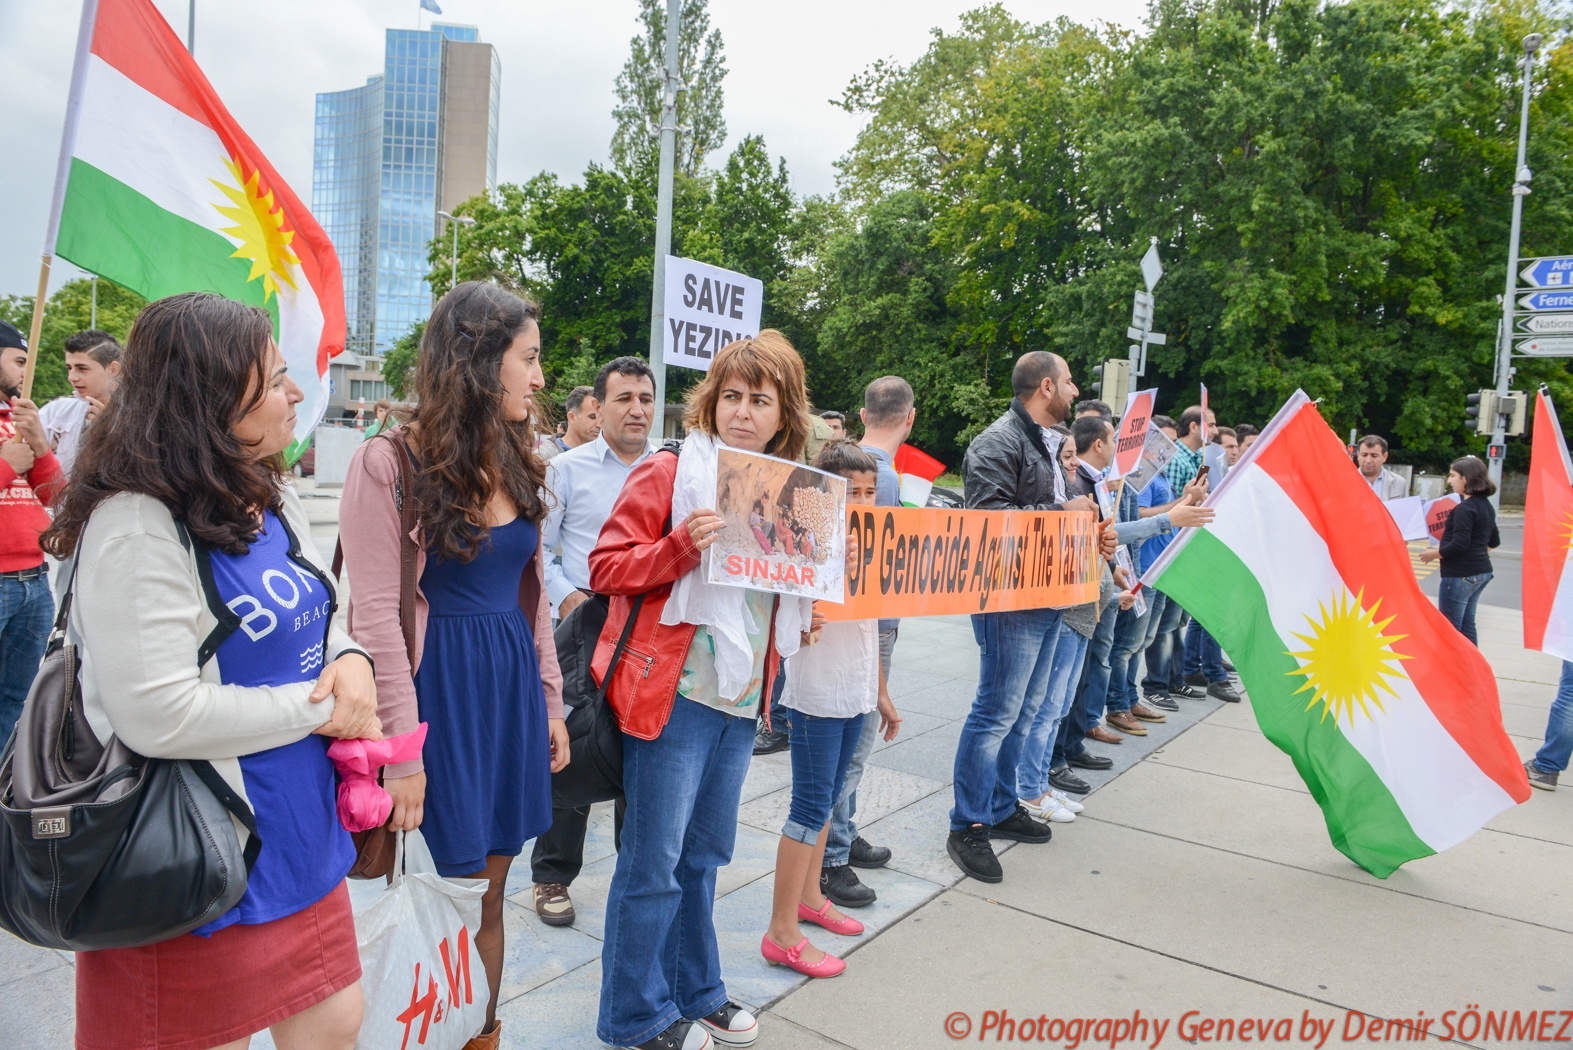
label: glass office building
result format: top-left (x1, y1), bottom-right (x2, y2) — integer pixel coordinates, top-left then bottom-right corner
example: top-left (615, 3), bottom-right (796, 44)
top-left (313, 23), bottom-right (499, 383)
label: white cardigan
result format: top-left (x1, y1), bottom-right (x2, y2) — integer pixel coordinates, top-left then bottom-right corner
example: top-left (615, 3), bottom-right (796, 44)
top-left (62, 485), bottom-right (365, 824)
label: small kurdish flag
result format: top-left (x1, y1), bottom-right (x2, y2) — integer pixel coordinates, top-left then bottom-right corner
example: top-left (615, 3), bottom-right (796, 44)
top-left (45, 0), bottom-right (345, 451)
top-left (1142, 391), bottom-right (1530, 878)
top-left (1523, 389), bottom-right (1573, 660)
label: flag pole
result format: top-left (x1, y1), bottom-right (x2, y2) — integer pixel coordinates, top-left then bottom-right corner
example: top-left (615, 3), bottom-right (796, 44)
top-left (21, 0), bottom-right (99, 401)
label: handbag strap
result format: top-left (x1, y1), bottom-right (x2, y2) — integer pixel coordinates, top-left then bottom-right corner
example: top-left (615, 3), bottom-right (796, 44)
top-left (596, 592), bottom-right (647, 705)
top-left (46, 547), bottom-right (84, 650)
top-left (331, 427), bottom-right (421, 671)
top-left (186, 759), bottom-right (263, 874)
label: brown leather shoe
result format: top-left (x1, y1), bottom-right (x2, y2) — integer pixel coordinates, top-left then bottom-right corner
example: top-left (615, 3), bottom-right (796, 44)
top-left (1106, 711), bottom-right (1149, 736)
top-left (1086, 724), bottom-right (1124, 745)
top-left (534, 883), bottom-right (575, 927)
top-left (1130, 702), bottom-right (1168, 723)
top-left (462, 1021), bottom-right (500, 1050)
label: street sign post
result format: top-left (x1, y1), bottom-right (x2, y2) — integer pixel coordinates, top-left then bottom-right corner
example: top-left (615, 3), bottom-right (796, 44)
top-left (1516, 312), bottom-right (1573, 334)
top-left (1515, 336), bottom-right (1573, 357)
top-left (1518, 290), bottom-right (1573, 312)
top-left (1127, 239), bottom-right (1166, 378)
top-left (1519, 256), bottom-right (1573, 287)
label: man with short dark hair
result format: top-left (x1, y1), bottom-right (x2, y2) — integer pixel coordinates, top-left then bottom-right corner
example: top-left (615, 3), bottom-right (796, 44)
top-left (949, 352), bottom-right (1110, 883)
top-left (0, 322), bottom-right (63, 740)
top-left (1356, 435), bottom-right (1407, 500)
top-left (532, 355), bottom-right (658, 927)
top-left (540, 385), bottom-right (601, 462)
top-left (1212, 426), bottom-right (1240, 468)
top-left (1075, 400), bottom-right (1113, 422)
top-left (819, 409), bottom-right (846, 439)
top-left (1235, 423), bottom-right (1260, 454)
top-left (40, 329), bottom-right (122, 477)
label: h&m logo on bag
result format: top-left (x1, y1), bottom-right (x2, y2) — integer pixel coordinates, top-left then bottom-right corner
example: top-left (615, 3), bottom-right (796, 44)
top-left (396, 925), bottom-right (474, 1049)
top-left (32, 808), bottom-right (70, 839)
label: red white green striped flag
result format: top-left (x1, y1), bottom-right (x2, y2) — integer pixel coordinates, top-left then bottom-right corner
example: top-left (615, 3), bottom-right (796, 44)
top-left (1523, 390), bottom-right (1573, 660)
top-left (1142, 391), bottom-right (1530, 877)
top-left (44, 0), bottom-right (345, 452)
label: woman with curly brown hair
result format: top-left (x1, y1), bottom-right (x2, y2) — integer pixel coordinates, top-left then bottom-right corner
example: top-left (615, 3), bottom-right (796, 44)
top-left (339, 282), bottom-right (568, 1049)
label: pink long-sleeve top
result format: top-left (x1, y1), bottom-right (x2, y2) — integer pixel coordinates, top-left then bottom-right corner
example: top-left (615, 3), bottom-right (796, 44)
top-left (338, 434), bottom-right (564, 779)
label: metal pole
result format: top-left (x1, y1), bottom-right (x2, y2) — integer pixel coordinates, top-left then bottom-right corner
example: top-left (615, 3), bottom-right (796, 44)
top-left (1494, 33), bottom-right (1541, 508)
top-left (646, 0), bottom-right (681, 438)
top-left (187, 0), bottom-right (194, 53)
top-left (451, 222), bottom-right (458, 290)
top-left (90, 274), bottom-right (97, 328)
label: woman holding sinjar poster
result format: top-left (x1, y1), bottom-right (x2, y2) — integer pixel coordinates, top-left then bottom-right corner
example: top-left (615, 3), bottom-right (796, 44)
top-left (589, 332), bottom-right (832, 1050)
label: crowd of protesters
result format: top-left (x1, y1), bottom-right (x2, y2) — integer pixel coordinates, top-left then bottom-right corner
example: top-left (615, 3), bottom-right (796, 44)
top-left (0, 282), bottom-right (1564, 1050)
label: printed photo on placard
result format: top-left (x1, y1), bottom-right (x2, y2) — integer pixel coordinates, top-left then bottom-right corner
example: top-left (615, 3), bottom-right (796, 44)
top-left (1124, 424), bottom-right (1181, 493)
top-left (708, 448), bottom-right (848, 601)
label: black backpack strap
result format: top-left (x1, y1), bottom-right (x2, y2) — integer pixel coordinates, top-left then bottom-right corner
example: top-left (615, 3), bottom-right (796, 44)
top-left (187, 759), bottom-right (263, 873)
top-left (595, 593), bottom-right (647, 705)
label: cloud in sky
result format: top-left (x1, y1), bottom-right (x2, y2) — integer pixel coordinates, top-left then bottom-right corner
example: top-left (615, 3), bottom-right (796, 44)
top-left (0, 0), bottom-right (1147, 299)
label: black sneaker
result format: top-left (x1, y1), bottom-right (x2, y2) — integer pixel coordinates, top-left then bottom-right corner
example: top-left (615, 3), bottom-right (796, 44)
top-left (821, 863), bottom-right (877, 908)
top-left (1184, 672), bottom-right (1208, 688)
top-left (635, 1019), bottom-right (712, 1050)
top-left (947, 825), bottom-right (1003, 883)
top-left (848, 836), bottom-right (891, 869)
top-left (1207, 680), bottom-right (1242, 703)
top-left (1147, 694), bottom-right (1180, 712)
top-left (1049, 767), bottom-right (1090, 794)
top-left (1067, 750), bottom-right (1113, 771)
top-left (989, 804), bottom-right (1053, 844)
top-left (1526, 760), bottom-right (1559, 791)
top-left (1222, 659), bottom-right (1237, 673)
top-left (696, 1002), bottom-right (758, 1047)
top-left (752, 723), bottom-right (789, 756)
top-left (1171, 682), bottom-right (1206, 700)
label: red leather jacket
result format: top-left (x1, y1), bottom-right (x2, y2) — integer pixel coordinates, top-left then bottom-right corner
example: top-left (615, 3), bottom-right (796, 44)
top-left (588, 451), bottom-right (780, 741)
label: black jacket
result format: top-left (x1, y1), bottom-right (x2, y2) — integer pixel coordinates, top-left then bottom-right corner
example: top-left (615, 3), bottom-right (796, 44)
top-left (1438, 494), bottom-right (1500, 578)
top-left (963, 399), bottom-right (1071, 511)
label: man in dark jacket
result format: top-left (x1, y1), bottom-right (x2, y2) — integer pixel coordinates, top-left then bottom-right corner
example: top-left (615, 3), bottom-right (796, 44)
top-left (948, 351), bottom-right (1106, 883)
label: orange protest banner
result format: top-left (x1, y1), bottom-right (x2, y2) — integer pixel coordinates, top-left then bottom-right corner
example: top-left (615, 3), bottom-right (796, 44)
top-left (821, 505), bottom-right (1102, 620)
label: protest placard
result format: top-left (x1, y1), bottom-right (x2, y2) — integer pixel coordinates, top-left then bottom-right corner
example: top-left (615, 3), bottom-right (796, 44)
top-left (1124, 424), bottom-right (1181, 493)
top-left (1425, 493), bottom-right (1461, 543)
top-left (1111, 388), bottom-right (1157, 478)
top-left (708, 448), bottom-right (847, 601)
top-left (663, 256), bottom-right (764, 373)
top-left (1383, 495), bottom-right (1429, 542)
top-left (820, 505), bottom-right (1101, 620)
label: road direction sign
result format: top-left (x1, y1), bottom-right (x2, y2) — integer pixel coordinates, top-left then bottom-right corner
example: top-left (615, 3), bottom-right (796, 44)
top-left (1520, 256), bottom-right (1573, 288)
top-left (1519, 290), bottom-right (1573, 312)
top-left (1517, 312), bottom-right (1573, 335)
top-left (1140, 243), bottom-right (1163, 292)
top-left (1515, 336), bottom-right (1573, 357)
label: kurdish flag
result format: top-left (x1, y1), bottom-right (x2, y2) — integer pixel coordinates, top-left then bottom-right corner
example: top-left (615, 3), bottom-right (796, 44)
top-left (44, 0), bottom-right (344, 449)
top-left (1143, 391), bottom-right (1529, 877)
top-left (1523, 389), bottom-right (1573, 660)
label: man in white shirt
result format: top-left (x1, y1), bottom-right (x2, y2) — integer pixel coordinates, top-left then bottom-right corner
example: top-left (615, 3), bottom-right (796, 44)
top-left (1356, 434), bottom-right (1408, 501)
top-left (538, 385), bottom-right (601, 463)
top-left (39, 329), bottom-right (121, 477)
top-left (532, 356), bottom-right (658, 927)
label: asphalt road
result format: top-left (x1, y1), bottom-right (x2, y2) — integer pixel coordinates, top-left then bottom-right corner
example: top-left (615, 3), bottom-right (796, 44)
top-left (1415, 510), bottom-right (1522, 611)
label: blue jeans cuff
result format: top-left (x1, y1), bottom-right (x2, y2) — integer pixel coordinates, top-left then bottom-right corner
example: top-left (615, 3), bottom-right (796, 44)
top-left (601, 1007), bottom-right (682, 1048)
top-left (780, 819), bottom-right (820, 846)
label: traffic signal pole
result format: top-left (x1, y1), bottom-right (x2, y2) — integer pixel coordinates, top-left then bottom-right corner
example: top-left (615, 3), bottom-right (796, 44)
top-left (1493, 33), bottom-right (1542, 507)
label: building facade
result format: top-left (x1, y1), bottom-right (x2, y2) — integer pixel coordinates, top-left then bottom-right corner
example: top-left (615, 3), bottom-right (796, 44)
top-left (313, 23), bottom-right (499, 415)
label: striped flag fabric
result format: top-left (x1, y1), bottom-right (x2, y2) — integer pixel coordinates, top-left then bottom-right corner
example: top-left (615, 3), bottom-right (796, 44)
top-left (1143, 390), bottom-right (1530, 877)
top-left (45, 0), bottom-right (345, 452)
top-left (1523, 389), bottom-right (1573, 660)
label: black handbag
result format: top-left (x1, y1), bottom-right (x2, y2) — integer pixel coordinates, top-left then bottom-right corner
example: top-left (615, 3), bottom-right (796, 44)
top-left (0, 546), bottom-right (261, 951)
top-left (549, 591), bottom-right (646, 809)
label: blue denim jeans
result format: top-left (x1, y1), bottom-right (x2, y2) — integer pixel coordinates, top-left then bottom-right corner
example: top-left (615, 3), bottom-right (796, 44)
top-left (783, 710), bottom-right (864, 845)
top-left (1140, 592), bottom-right (1183, 695)
top-left (598, 697), bottom-right (755, 1046)
top-left (825, 627), bottom-right (896, 866)
top-left (1437, 573), bottom-right (1493, 646)
top-left (1016, 623), bottom-right (1088, 799)
top-left (1052, 600), bottom-right (1118, 767)
top-left (1105, 601), bottom-right (1153, 715)
top-left (1184, 618), bottom-right (1227, 683)
top-left (951, 608), bottom-right (1063, 830)
top-left (1533, 661), bottom-right (1573, 774)
top-left (0, 570), bottom-right (53, 743)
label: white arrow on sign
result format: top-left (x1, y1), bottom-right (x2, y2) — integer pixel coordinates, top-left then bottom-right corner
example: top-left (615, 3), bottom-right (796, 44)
top-left (1515, 337), bottom-right (1573, 357)
top-left (1518, 312), bottom-right (1573, 335)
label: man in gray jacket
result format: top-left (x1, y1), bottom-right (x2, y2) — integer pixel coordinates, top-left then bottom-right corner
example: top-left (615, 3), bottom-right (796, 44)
top-left (948, 351), bottom-right (1111, 883)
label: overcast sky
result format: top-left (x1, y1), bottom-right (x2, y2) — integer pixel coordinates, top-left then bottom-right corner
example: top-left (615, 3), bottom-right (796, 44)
top-left (0, 0), bottom-right (1149, 299)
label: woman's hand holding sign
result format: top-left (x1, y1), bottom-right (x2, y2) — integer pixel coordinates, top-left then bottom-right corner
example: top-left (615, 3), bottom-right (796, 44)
top-left (686, 507), bottom-right (726, 551)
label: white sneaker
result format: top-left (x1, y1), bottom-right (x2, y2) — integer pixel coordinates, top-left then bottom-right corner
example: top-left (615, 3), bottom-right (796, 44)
top-left (1049, 788), bottom-right (1084, 814)
top-left (1021, 795), bottom-right (1074, 822)
top-left (697, 1003), bottom-right (758, 1047)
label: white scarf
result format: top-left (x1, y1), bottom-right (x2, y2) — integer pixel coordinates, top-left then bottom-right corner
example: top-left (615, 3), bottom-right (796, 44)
top-left (661, 431), bottom-right (810, 700)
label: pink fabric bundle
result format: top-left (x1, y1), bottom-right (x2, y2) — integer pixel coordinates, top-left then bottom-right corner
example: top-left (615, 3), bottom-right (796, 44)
top-left (326, 723), bottom-right (428, 832)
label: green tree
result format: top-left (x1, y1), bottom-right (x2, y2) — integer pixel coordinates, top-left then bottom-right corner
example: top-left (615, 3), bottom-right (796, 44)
top-left (609, 0), bottom-right (728, 176)
top-left (382, 320), bottom-right (423, 400)
top-left (0, 278), bottom-right (147, 403)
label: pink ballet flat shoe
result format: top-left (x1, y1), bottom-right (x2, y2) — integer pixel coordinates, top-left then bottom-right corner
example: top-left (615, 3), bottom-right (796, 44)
top-left (798, 899), bottom-right (865, 936)
top-left (760, 934), bottom-right (845, 978)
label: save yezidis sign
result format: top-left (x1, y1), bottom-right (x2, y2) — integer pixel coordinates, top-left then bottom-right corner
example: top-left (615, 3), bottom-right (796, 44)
top-left (663, 256), bottom-right (763, 372)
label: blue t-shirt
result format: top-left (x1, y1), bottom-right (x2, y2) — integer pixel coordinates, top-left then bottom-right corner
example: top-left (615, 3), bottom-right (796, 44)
top-left (193, 509), bottom-right (354, 935)
top-left (1137, 474), bottom-right (1176, 570)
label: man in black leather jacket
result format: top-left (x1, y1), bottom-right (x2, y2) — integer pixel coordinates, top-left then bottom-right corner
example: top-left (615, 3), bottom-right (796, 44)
top-left (947, 351), bottom-right (1105, 884)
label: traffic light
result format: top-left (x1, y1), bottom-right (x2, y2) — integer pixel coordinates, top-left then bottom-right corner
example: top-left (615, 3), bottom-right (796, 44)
top-left (1465, 390), bottom-right (1496, 435)
top-left (1090, 358), bottom-right (1131, 409)
top-left (1502, 392), bottom-right (1527, 437)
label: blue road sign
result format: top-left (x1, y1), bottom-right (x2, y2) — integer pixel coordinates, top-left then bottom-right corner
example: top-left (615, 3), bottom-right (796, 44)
top-left (1521, 256), bottom-right (1573, 288)
top-left (1519, 290), bottom-right (1573, 311)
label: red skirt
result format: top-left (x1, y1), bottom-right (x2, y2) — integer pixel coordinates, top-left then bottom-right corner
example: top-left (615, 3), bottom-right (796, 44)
top-left (75, 881), bottom-right (361, 1050)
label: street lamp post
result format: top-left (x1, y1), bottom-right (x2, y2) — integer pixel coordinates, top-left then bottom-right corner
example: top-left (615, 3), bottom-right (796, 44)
top-left (1492, 32), bottom-right (1543, 507)
top-left (436, 210), bottom-right (475, 293)
top-left (646, 0), bottom-right (683, 437)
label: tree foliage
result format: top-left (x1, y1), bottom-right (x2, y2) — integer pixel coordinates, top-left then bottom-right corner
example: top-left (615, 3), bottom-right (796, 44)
top-left (609, 0), bottom-right (728, 177)
top-left (0, 278), bottom-right (147, 404)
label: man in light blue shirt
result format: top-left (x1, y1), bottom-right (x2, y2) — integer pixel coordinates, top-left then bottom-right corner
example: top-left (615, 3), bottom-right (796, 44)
top-left (531, 356), bottom-right (657, 928)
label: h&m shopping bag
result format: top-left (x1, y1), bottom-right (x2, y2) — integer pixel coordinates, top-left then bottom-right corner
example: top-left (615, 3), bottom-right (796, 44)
top-left (354, 831), bottom-right (488, 1050)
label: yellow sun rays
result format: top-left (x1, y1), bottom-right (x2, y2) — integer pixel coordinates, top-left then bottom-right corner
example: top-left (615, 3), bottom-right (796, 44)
top-left (211, 156), bottom-right (299, 302)
top-left (1556, 510), bottom-right (1573, 555)
top-left (1285, 587), bottom-right (1412, 727)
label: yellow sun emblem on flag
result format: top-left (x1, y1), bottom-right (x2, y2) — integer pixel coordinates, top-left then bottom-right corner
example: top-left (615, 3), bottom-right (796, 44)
top-left (1285, 588), bottom-right (1412, 727)
top-left (211, 156), bottom-right (299, 302)
top-left (1557, 510), bottom-right (1573, 554)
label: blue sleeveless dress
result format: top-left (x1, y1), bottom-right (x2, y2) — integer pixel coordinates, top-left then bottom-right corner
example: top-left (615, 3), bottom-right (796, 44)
top-left (414, 516), bottom-right (552, 876)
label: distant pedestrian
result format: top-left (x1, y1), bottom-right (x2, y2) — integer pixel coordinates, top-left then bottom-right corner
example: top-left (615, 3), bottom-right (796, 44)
top-left (1212, 426), bottom-right (1239, 467)
top-left (1420, 456), bottom-right (1499, 645)
top-left (361, 398), bottom-right (394, 440)
top-left (1075, 399), bottom-right (1112, 421)
top-left (1525, 661), bottom-right (1573, 791)
top-left (39, 328), bottom-right (121, 476)
top-left (540, 385), bottom-right (601, 462)
top-left (819, 409), bottom-right (846, 439)
top-left (1235, 423), bottom-right (1260, 454)
top-left (1355, 435), bottom-right (1408, 500)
